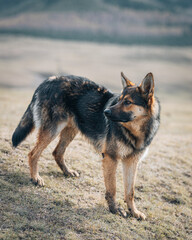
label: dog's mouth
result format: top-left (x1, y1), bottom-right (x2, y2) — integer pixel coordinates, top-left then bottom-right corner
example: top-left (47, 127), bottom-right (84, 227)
top-left (104, 109), bottom-right (133, 122)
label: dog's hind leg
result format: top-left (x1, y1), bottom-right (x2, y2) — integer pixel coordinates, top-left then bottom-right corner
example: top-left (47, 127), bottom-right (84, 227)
top-left (102, 154), bottom-right (118, 214)
top-left (52, 121), bottom-right (79, 177)
top-left (28, 129), bottom-right (55, 186)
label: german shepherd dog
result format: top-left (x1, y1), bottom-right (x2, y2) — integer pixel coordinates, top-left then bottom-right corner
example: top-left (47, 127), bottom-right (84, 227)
top-left (12, 72), bottom-right (160, 220)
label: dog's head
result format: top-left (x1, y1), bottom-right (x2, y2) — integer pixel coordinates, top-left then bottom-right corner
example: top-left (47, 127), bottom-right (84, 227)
top-left (104, 72), bottom-right (155, 123)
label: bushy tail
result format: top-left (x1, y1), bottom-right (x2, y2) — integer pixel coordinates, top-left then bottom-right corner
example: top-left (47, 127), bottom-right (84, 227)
top-left (12, 105), bottom-right (34, 148)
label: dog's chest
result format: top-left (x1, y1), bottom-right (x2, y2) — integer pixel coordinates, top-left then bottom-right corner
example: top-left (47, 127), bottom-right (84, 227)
top-left (116, 140), bottom-right (133, 159)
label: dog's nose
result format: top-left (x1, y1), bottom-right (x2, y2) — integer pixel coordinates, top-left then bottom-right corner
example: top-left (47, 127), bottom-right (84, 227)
top-left (104, 109), bottom-right (111, 117)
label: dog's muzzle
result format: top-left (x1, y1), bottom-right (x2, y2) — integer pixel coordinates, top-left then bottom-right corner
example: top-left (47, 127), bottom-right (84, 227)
top-left (104, 109), bottom-right (111, 117)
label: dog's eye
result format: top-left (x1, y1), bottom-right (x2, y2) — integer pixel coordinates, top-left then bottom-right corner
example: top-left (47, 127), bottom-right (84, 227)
top-left (124, 100), bottom-right (131, 106)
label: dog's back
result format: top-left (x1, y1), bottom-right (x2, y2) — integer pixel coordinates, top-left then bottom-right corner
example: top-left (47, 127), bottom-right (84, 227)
top-left (12, 75), bottom-right (114, 149)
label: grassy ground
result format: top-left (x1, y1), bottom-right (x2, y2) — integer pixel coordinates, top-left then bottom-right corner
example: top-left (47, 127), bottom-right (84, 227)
top-left (0, 88), bottom-right (191, 240)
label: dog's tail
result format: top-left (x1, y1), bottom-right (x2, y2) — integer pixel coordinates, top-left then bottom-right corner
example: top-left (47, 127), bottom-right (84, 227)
top-left (12, 104), bottom-right (34, 148)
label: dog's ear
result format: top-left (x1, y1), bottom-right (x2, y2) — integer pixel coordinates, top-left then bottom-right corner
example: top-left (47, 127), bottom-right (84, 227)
top-left (139, 72), bottom-right (154, 100)
top-left (121, 72), bottom-right (135, 88)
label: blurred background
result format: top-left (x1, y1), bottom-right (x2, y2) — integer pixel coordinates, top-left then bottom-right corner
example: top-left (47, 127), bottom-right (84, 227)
top-left (0, 0), bottom-right (192, 94)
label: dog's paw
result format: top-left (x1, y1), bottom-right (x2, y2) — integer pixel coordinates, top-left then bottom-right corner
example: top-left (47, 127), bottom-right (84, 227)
top-left (63, 169), bottom-right (79, 178)
top-left (117, 207), bottom-right (128, 218)
top-left (108, 202), bottom-right (118, 214)
top-left (31, 175), bottom-right (44, 186)
top-left (109, 207), bottom-right (128, 218)
top-left (131, 209), bottom-right (146, 220)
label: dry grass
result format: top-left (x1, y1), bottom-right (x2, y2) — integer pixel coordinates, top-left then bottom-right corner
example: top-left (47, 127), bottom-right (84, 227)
top-left (1, 36), bottom-right (192, 94)
top-left (0, 88), bottom-right (192, 240)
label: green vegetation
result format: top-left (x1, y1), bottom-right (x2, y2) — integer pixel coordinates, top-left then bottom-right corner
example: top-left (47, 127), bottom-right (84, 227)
top-left (104, 0), bottom-right (192, 12)
top-left (0, 0), bottom-right (105, 16)
top-left (0, 0), bottom-right (191, 46)
top-left (0, 0), bottom-right (191, 15)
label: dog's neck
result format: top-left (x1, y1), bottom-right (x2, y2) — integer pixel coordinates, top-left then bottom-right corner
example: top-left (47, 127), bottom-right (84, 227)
top-left (121, 118), bottom-right (147, 150)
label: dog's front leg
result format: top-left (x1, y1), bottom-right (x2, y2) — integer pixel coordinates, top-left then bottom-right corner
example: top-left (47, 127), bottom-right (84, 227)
top-left (102, 154), bottom-right (118, 214)
top-left (122, 157), bottom-right (146, 220)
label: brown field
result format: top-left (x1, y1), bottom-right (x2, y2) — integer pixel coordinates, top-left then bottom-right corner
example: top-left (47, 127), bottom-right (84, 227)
top-left (0, 36), bottom-right (192, 239)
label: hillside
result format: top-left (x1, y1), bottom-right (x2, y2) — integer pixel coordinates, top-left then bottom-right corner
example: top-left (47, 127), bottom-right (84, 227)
top-left (0, 0), bottom-right (192, 45)
top-left (0, 0), bottom-right (191, 15)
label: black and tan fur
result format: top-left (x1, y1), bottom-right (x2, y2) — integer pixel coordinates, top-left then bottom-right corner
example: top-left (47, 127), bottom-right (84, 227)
top-left (12, 72), bottom-right (160, 219)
